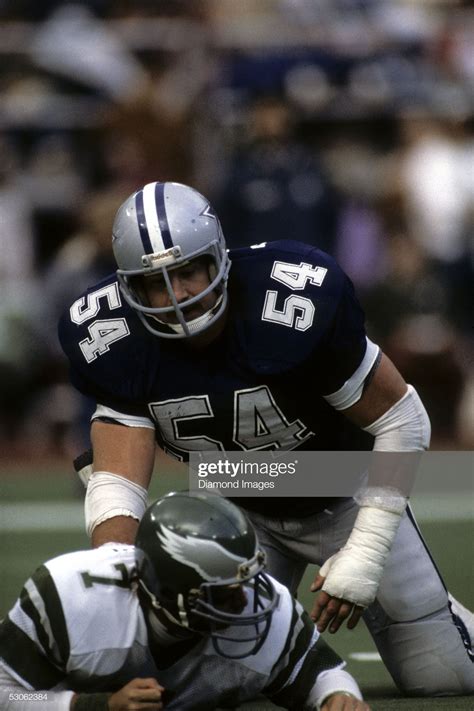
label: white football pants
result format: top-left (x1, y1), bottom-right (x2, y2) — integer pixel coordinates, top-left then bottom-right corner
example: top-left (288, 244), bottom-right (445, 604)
top-left (246, 499), bottom-right (474, 696)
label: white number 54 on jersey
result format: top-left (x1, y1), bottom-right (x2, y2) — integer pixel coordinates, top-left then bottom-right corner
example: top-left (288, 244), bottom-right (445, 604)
top-left (70, 283), bottom-right (130, 363)
top-left (262, 260), bottom-right (327, 332)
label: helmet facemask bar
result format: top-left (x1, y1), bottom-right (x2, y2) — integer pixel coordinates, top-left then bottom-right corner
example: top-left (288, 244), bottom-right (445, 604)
top-left (138, 547), bottom-right (279, 659)
top-left (191, 571), bottom-right (279, 659)
top-left (116, 239), bottom-right (230, 339)
top-left (137, 578), bottom-right (198, 641)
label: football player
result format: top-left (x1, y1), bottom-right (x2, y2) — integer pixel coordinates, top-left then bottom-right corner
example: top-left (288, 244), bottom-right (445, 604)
top-left (58, 182), bottom-right (474, 695)
top-left (0, 492), bottom-right (369, 711)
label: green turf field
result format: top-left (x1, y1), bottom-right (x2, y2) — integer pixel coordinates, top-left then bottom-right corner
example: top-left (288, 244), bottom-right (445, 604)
top-left (1, 459), bottom-right (473, 710)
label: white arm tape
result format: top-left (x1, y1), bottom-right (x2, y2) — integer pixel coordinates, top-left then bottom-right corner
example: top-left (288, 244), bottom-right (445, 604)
top-left (85, 471), bottom-right (147, 538)
top-left (320, 504), bottom-right (404, 607)
top-left (319, 387), bottom-right (429, 606)
top-left (355, 485), bottom-right (408, 514)
top-left (363, 384), bottom-right (431, 451)
top-left (307, 666), bottom-right (363, 710)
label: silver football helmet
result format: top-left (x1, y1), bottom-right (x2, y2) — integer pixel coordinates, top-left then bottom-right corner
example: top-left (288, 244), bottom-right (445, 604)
top-left (112, 181), bottom-right (231, 338)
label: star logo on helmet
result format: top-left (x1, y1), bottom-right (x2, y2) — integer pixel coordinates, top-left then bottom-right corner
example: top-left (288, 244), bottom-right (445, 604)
top-left (200, 204), bottom-right (217, 220)
top-left (156, 525), bottom-right (246, 581)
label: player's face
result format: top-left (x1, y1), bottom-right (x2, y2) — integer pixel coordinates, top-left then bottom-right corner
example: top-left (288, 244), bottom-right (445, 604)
top-left (143, 258), bottom-right (218, 325)
top-left (209, 583), bottom-right (248, 615)
top-left (189, 583), bottom-right (248, 632)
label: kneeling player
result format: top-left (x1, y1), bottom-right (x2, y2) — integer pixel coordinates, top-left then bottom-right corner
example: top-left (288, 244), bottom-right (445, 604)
top-left (0, 492), bottom-right (369, 711)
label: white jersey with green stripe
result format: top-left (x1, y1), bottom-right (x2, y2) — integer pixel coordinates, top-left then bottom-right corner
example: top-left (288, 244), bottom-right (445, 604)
top-left (0, 544), bottom-right (345, 710)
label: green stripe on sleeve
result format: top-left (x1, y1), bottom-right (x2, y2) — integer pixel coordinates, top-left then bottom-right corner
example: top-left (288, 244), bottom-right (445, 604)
top-left (265, 602), bottom-right (315, 696)
top-left (269, 632), bottom-right (344, 709)
top-left (31, 565), bottom-right (70, 662)
top-left (0, 617), bottom-right (65, 689)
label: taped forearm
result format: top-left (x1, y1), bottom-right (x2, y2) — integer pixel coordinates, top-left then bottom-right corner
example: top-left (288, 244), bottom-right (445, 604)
top-left (320, 501), bottom-right (405, 606)
top-left (361, 385), bottom-right (430, 497)
top-left (321, 388), bottom-right (429, 606)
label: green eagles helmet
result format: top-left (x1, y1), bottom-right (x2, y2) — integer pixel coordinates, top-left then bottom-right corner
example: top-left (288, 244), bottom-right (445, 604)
top-left (135, 491), bottom-right (279, 658)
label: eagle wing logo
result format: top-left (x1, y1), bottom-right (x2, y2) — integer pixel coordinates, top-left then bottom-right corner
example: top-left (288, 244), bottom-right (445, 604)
top-left (156, 525), bottom-right (246, 581)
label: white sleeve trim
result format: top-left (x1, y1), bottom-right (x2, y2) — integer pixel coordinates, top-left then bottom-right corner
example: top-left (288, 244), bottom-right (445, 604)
top-left (323, 338), bottom-right (380, 411)
top-left (307, 666), bottom-right (363, 710)
top-left (283, 628), bottom-right (319, 689)
top-left (91, 404), bottom-right (155, 429)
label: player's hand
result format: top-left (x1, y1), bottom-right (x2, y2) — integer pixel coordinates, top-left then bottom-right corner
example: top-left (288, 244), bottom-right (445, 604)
top-left (108, 678), bottom-right (165, 710)
top-left (321, 692), bottom-right (371, 710)
top-left (310, 572), bottom-right (364, 634)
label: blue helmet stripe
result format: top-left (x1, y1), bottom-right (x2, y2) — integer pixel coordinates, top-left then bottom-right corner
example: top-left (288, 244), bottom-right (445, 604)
top-left (154, 182), bottom-right (173, 249)
top-left (135, 189), bottom-right (154, 254)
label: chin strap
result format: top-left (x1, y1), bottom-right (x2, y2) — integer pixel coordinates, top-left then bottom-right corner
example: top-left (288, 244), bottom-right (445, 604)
top-left (157, 294), bottom-right (223, 335)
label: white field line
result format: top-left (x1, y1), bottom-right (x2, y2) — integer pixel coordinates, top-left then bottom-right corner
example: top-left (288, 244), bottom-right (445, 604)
top-left (349, 652), bottom-right (382, 662)
top-left (0, 502), bottom-right (85, 531)
top-left (0, 495), bottom-right (472, 532)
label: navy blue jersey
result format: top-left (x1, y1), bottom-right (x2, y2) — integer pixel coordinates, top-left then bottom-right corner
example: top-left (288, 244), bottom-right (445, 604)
top-left (59, 241), bottom-right (375, 516)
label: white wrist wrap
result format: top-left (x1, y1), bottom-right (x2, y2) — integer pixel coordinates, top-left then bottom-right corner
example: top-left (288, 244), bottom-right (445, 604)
top-left (85, 471), bottom-right (147, 537)
top-left (308, 667), bottom-right (363, 710)
top-left (320, 387), bottom-right (427, 608)
top-left (320, 502), bottom-right (405, 607)
top-left (355, 485), bottom-right (408, 514)
top-left (363, 384), bottom-right (431, 451)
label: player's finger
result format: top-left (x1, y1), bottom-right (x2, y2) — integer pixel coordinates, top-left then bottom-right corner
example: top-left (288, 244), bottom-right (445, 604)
top-left (323, 695), bottom-right (370, 710)
top-left (130, 688), bottom-right (164, 701)
top-left (315, 598), bottom-right (343, 633)
top-left (346, 605), bottom-right (364, 630)
top-left (128, 694), bottom-right (164, 709)
top-left (310, 573), bottom-right (325, 592)
top-left (128, 686), bottom-right (165, 709)
top-left (130, 677), bottom-right (164, 691)
top-left (310, 590), bottom-right (331, 621)
top-left (321, 695), bottom-right (351, 710)
top-left (328, 601), bottom-right (354, 634)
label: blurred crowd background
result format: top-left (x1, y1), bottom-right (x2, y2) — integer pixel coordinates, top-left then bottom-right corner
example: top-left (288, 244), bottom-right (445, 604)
top-left (0, 0), bottom-right (472, 460)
